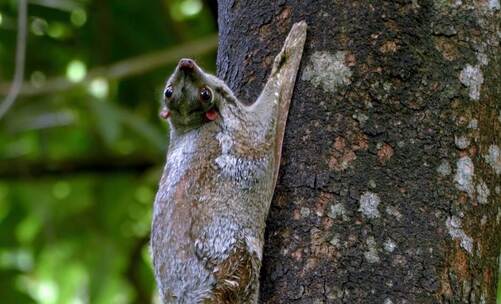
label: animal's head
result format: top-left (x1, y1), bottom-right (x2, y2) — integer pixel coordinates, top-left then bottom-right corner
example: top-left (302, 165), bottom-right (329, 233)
top-left (161, 58), bottom-right (237, 132)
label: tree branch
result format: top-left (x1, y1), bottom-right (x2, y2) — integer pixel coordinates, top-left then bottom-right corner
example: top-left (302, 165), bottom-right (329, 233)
top-left (0, 0), bottom-right (28, 120)
top-left (0, 155), bottom-right (159, 179)
top-left (0, 35), bottom-right (218, 97)
top-left (29, 0), bottom-right (81, 12)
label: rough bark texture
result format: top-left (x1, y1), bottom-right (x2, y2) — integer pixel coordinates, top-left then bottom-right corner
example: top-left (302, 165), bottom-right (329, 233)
top-left (217, 1), bottom-right (500, 303)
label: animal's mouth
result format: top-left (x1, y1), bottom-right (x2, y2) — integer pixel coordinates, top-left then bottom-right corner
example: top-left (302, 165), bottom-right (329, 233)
top-left (170, 108), bottom-right (202, 122)
top-left (170, 106), bottom-right (207, 118)
top-left (168, 107), bottom-right (219, 127)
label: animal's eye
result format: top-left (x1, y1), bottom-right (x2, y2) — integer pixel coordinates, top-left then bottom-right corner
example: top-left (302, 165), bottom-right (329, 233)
top-left (164, 86), bottom-right (173, 99)
top-left (199, 87), bottom-right (212, 102)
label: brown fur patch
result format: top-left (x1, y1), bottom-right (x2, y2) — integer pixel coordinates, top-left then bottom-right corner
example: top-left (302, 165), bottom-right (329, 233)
top-left (208, 241), bottom-right (260, 303)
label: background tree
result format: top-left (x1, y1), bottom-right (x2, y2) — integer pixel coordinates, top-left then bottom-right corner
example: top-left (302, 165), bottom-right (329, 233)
top-left (217, 1), bottom-right (500, 303)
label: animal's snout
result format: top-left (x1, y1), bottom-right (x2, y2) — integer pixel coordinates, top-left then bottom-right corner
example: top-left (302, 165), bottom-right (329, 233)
top-left (179, 59), bottom-right (195, 72)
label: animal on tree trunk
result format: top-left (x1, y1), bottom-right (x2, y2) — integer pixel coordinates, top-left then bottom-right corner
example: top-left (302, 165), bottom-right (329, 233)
top-left (151, 22), bottom-right (307, 303)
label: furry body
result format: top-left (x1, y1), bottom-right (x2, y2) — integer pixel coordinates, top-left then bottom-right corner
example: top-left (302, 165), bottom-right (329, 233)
top-left (152, 22), bottom-right (307, 303)
top-left (153, 108), bottom-right (273, 303)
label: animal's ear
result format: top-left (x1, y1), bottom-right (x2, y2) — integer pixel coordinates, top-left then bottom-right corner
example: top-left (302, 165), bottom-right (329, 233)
top-left (216, 86), bottom-right (239, 105)
top-left (212, 79), bottom-right (240, 106)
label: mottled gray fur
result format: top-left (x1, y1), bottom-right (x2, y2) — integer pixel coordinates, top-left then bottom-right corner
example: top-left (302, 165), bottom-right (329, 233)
top-left (151, 22), bottom-right (307, 304)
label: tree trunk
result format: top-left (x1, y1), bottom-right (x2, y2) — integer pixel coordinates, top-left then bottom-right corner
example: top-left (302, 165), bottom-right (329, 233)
top-left (217, 1), bottom-right (500, 303)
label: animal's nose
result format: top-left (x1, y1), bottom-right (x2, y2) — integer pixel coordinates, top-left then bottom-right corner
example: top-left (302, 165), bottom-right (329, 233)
top-left (179, 59), bottom-right (195, 72)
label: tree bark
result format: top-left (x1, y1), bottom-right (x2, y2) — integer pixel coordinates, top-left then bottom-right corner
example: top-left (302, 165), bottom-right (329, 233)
top-left (217, 1), bottom-right (500, 303)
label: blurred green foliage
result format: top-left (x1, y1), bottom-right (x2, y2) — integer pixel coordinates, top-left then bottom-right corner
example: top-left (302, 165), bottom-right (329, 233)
top-left (0, 0), bottom-right (216, 303)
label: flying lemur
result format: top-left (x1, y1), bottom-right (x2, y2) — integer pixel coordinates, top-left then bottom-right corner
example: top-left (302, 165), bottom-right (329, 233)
top-left (151, 21), bottom-right (307, 304)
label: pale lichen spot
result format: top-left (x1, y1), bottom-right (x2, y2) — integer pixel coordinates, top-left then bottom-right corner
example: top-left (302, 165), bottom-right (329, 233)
top-left (359, 192), bottom-right (381, 219)
top-left (484, 144), bottom-right (501, 175)
top-left (467, 119), bottom-right (478, 129)
top-left (326, 286), bottom-right (344, 300)
top-left (454, 156), bottom-right (475, 197)
top-left (353, 112), bottom-right (369, 125)
top-left (487, 0), bottom-right (500, 10)
top-left (327, 203), bottom-right (348, 221)
top-left (301, 51), bottom-right (352, 93)
top-left (454, 135), bottom-right (470, 149)
top-left (476, 51), bottom-right (489, 66)
top-left (385, 206), bottom-right (402, 221)
top-left (329, 234), bottom-right (340, 247)
top-left (300, 207), bottom-right (311, 217)
top-left (446, 216), bottom-right (473, 254)
top-left (384, 239), bottom-right (397, 253)
top-left (364, 236), bottom-right (380, 263)
top-left (459, 64), bottom-right (483, 101)
top-left (368, 179), bottom-right (377, 189)
top-left (384, 299), bottom-right (394, 304)
top-left (476, 180), bottom-right (490, 204)
top-left (437, 159), bottom-right (451, 176)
